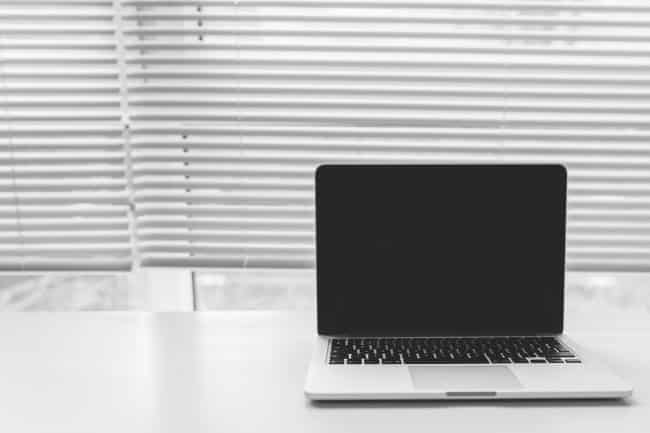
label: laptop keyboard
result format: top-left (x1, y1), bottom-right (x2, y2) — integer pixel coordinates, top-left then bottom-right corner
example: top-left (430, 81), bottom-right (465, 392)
top-left (329, 336), bottom-right (580, 365)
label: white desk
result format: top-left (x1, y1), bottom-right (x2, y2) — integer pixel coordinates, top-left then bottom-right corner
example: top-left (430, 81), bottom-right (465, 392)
top-left (0, 312), bottom-right (647, 433)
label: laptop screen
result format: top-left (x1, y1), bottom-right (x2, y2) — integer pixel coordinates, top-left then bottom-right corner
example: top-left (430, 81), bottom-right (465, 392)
top-left (316, 165), bottom-right (566, 336)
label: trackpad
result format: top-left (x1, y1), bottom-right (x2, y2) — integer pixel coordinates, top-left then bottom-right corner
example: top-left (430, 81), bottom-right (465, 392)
top-left (409, 366), bottom-right (523, 390)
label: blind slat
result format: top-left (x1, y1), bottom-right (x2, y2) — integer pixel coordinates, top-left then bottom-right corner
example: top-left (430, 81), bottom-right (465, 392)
top-left (122, 12), bottom-right (650, 28)
top-left (122, 26), bottom-right (650, 43)
top-left (121, 0), bottom-right (650, 12)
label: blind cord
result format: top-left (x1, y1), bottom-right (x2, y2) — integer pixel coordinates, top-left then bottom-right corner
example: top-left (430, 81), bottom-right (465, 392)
top-left (113, 0), bottom-right (138, 270)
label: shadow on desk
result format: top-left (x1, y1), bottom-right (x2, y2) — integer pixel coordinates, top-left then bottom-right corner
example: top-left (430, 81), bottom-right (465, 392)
top-left (309, 397), bottom-right (636, 409)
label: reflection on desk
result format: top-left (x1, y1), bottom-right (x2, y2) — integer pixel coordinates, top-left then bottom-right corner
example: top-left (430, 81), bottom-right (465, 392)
top-left (0, 312), bottom-right (646, 433)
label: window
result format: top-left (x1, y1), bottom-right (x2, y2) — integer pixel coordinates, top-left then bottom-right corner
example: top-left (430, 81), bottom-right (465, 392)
top-left (0, 273), bottom-right (133, 311)
top-left (2, 1), bottom-right (650, 311)
top-left (194, 268), bottom-right (315, 310)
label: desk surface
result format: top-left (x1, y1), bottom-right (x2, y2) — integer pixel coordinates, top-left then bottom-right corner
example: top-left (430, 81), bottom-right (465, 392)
top-left (0, 312), bottom-right (648, 433)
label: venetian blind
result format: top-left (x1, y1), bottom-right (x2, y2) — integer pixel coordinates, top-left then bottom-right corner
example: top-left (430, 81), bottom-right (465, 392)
top-left (123, 0), bottom-right (650, 271)
top-left (0, 0), bottom-right (131, 271)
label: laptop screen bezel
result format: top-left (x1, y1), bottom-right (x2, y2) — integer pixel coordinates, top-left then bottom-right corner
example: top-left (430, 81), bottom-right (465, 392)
top-left (315, 164), bottom-right (567, 337)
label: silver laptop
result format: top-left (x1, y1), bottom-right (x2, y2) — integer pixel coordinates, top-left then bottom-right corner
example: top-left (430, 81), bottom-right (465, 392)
top-left (305, 164), bottom-right (631, 400)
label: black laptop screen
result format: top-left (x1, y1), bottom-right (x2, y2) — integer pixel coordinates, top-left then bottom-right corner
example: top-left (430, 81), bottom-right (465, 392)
top-left (316, 165), bottom-right (566, 336)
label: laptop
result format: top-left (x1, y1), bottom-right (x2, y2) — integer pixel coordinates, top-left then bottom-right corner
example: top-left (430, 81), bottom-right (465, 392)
top-left (304, 164), bottom-right (632, 400)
